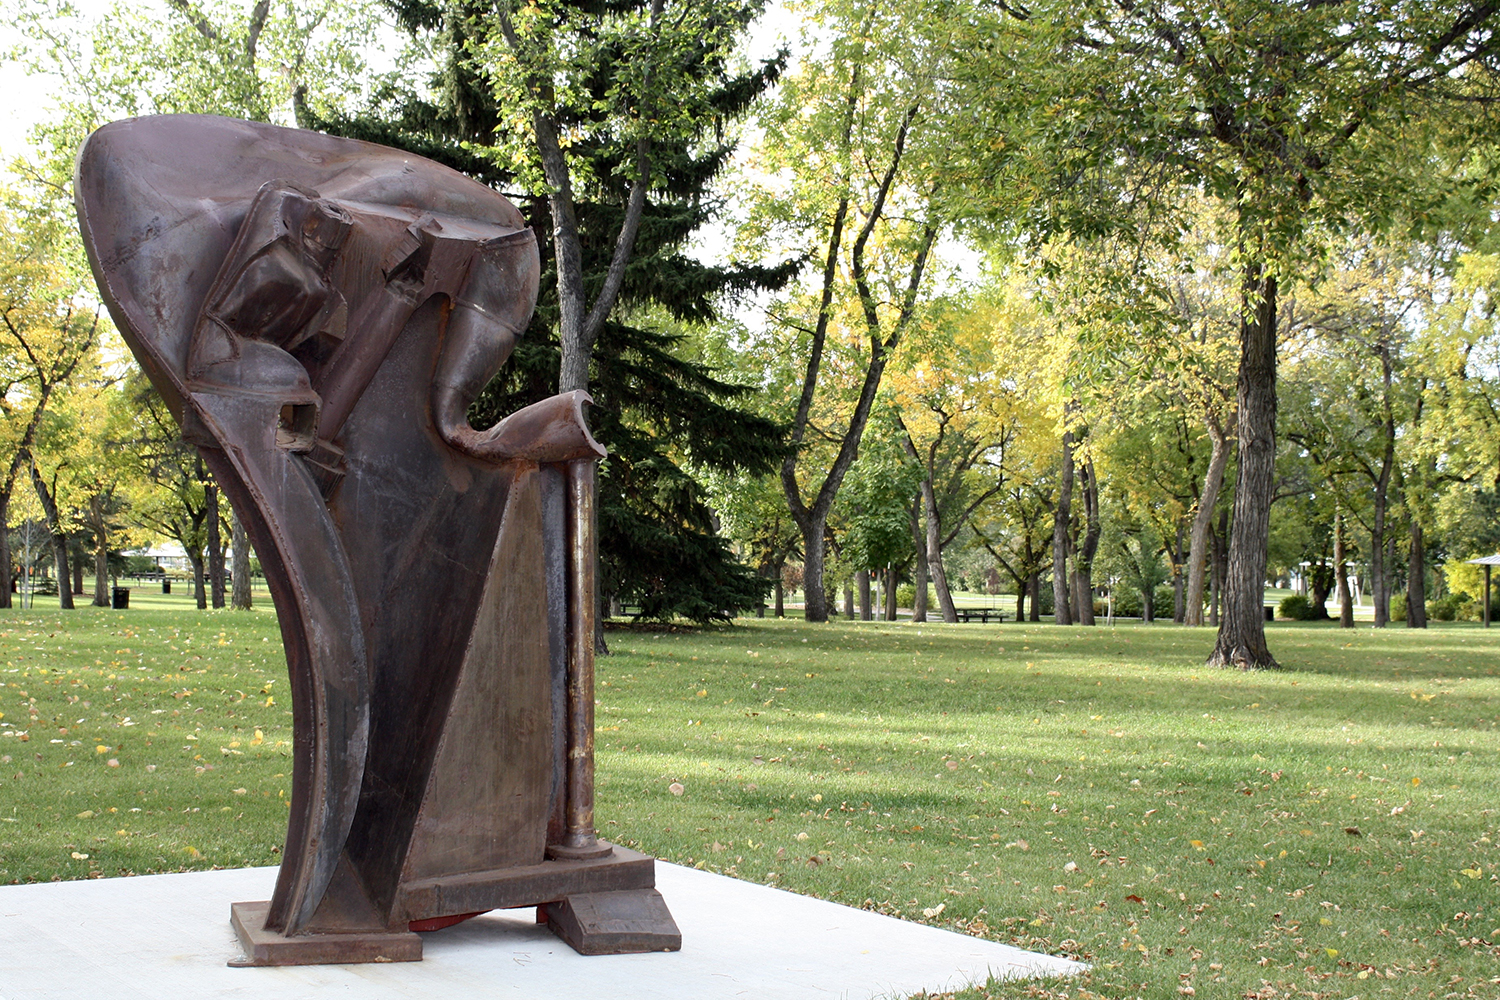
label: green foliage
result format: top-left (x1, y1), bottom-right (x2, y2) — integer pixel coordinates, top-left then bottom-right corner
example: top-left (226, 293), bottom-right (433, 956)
top-left (318, 0), bottom-right (793, 623)
top-left (1429, 594), bottom-right (1462, 622)
top-left (1109, 585), bottom-right (1142, 618)
top-left (837, 421), bottom-right (923, 575)
top-left (1277, 594), bottom-right (1313, 621)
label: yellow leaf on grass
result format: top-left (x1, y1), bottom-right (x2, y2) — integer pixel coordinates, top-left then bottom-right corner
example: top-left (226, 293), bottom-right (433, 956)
top-left (1461, 867), bottom-right (1482, 879)
top-left (1325, 948), bottom-right (1338, 959)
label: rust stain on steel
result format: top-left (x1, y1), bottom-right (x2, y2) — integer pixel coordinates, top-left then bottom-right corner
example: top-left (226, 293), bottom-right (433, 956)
top-left (75, 115), bottom-right (677, 964)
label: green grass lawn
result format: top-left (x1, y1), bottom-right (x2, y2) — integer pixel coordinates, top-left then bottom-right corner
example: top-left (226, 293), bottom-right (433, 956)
top-left (2, 608), bottom-right (1498, 1000)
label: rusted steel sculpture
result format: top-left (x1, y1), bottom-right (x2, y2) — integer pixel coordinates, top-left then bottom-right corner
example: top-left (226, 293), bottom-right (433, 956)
top-left (74, 115), bottom-right (679, 965)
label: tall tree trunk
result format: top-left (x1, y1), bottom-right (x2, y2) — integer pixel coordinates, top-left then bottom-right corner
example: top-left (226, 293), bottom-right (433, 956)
top-left (800, 519), bottom-right (830, 621)
top-left (773, 568), bottom-right (784, 618)
top-left (1211, 509), bottom-right (1228, 627)
top-left (1052, 430), bottom-right (1074, 625)
top-left (92, 493), bottom-right (110, 607)
top-left (1334, 509), bottom-right (1354, 629)
top-left (231, 510), bottom-right (253, 610)
top-left (1185, 420), bottom-right (1230, 626)
top-left (1028, 572), bottom-right (1041, 621)
top-left (1014, 584), bottom-right (1025, 623)
top-left (1209, 267), bottom-right (1279, 669)
top-left (71, 545), bottom-right (83, 596)
top-left (910, 501), bottom-right (928, 623)
top-left (0, 493), bottom-right (11, 610)
top-left (1370, 343), bottom-right (1396, 628)
top-left (885, 567), bottom-right (898, 621)
top-left (1073, 457), bottom-right (1099, 626)
top-left (925, 491), bottom-right (958, 624)
top-left (190, 547), bottom-right (207, 610)
top-left (1406, 519), bottom-right (1427, 628)
top-left (28, 460), bottom-right (72, 610)
top-left (857, 569), bottom-right (871, 621)
top-left (94, 538), bottom-right (109, 607)
top-left (1172, 525), bottom-right (1186, 623)
top-left (842, 579), bottom-right (853, 619)
top-left (205, 481), bottom-right (225, 609)
top-left (1369, 509), bottom-right (1388, 628)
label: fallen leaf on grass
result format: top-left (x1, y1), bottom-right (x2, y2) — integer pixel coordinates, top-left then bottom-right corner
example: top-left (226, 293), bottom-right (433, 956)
top-left (668, 782), bottom-right (684, 796)
top-left (1344, 827), bottom-right (1361, 837)
top-left (1125, 894), bottom-right (1145, 904)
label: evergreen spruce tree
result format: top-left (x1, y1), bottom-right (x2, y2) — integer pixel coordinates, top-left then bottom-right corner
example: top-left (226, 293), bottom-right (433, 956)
top-left (314, 0), bottom-right (794, 622)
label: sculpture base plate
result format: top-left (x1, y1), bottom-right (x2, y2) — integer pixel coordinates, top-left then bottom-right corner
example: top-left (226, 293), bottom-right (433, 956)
top-left (546, 839), bottom-right (615, 861)
top-left (545, 888), bottom-right (682, 955)
top-left (228, 901), bottom-right (423, 967)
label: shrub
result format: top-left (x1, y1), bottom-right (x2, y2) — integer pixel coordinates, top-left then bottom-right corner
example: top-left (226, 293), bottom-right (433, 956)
top-left (1111, 588), bottom-right (1144, 618)
top-left (1428, 594), bottom-right (1463, 621)
top-left (895, 584), bottom-right (937, 610)
top-left (1153, 584), bottom-right (1176, 617)
top-left (1278, 594), bottom-right (1312, 621)
top-left (1390, 594), bottom-right (1407, 623)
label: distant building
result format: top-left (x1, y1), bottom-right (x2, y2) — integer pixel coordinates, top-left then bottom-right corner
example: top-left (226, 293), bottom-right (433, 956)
top-left (126, 543), bottom-right (190, 573)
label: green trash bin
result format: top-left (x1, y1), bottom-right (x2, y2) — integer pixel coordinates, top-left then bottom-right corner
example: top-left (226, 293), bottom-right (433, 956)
top-left (112, 587), bottom-right (130, 609)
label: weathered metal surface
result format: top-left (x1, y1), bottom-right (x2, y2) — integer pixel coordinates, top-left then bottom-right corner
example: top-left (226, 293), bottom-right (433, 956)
top-left (74, 114), bottom-right (677, 965)
top-left (229, 901), bottom-right (422, 966)
top-left (545, 888), bottom-right (683, 955)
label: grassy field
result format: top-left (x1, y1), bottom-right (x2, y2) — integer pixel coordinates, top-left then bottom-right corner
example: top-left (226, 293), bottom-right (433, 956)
top-left (1, 607), bottom-right (1498, 999)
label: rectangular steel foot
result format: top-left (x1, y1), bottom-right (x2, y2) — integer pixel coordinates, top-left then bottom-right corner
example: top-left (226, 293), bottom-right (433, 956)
top-left (544, 888), bottom-right (682, 955)
top-left (229, 900), bottom-right (423, 966)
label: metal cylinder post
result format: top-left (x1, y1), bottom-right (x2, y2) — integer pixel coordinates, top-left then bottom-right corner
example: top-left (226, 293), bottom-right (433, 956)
top-left (547, 458), bottom-right (612, 861)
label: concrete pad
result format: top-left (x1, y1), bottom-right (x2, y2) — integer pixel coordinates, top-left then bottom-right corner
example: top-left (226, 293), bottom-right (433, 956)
top-left (0, 864), bottom-right (1083, 999)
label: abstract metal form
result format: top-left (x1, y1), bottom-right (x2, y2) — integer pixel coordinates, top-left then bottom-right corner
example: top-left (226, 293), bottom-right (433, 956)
top-left (75, 115), bottom-right (679, 964)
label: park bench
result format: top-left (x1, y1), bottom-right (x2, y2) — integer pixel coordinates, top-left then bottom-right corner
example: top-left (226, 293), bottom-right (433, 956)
top-left (954, 608), bottom-right (1003, 623)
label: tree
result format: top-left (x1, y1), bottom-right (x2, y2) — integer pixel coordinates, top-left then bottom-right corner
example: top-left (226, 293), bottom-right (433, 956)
top-left (322, 0), bottom-right (792, 623)
top-left (745, 0), bottom-right (947, 622)
top-left (887, 292), bottom-right (1042, 622)
top-left (837, 425), bottom-right (923, 622)
top-left (0, 199), bottom-right (103, 609)
top-left (119, 375), bottom-right (214, 608)
top-left (967, 0), bottom-right (1500, 667)
top-left (11, 0), bottom-right (381, 153)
